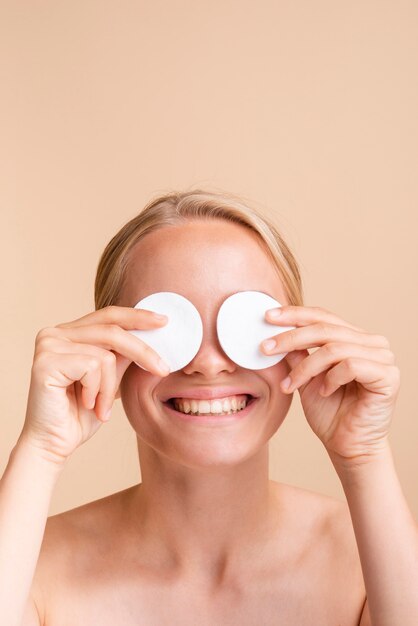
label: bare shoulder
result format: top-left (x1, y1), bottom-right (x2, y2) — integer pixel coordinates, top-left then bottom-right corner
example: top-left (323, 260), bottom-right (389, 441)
top-left (32, 485), bottom-right (135, 615)
top-left (40, 485), bottom-right (133, 558)
top-left (275, 480), bottom-right (361, 557)
top-left (271, 481), bottom-right (365, 594)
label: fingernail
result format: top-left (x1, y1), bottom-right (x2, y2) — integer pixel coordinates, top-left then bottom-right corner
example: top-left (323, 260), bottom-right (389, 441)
top-left (153, 313), bottom-right (168, 321)
top-left (158, 359), bottom-right (171, 374)
top-left (262, 339), bottom-right (276, 351)
top-left (104, 409), bottom-right (112, 421)
top-left (266, 308), bottom-right (282, 319)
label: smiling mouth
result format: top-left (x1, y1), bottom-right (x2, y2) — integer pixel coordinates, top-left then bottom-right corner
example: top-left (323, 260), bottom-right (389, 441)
top-left (163, 394), bottom-right (257, 417)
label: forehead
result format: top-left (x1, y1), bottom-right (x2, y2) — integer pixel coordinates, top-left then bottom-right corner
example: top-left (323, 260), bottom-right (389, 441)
top-left (119, 219), bottom-right (289, 310)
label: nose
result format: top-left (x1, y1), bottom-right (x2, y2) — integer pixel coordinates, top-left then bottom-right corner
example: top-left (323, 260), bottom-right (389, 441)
top-left (182, 318), bottom-right (237, 377)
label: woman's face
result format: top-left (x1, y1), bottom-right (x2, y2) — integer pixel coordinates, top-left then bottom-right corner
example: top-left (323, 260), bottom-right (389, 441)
top-left (118, 219), bottom-right (293, 469)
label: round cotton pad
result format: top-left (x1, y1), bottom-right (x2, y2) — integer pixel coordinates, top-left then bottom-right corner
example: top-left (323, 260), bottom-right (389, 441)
top-left (129, 292), bottom-right (203, 373)
top-left (216, 291), bottom-right (295, 370)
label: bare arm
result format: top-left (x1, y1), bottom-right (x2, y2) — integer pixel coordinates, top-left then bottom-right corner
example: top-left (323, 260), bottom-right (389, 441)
top-left (0, 435), bottom-right (65, 626)
top-left (0, 306), bottom-right (169, 625)
top-left (330, 443), bottom-right (418, 626)
top-left (260, 301), bottom-right (413, 623)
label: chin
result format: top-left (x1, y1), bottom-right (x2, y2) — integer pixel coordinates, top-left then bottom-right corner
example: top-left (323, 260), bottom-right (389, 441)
top-left (134, 419), bottom-right (276, 472)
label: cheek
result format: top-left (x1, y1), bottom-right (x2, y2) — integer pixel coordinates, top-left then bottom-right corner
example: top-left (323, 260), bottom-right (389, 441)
top-left (262, 360), bottom-right (293, 423)
top-left (119, 365), bottom-right (154, 423)
top-left (119, 363), bottom-right (141, 396)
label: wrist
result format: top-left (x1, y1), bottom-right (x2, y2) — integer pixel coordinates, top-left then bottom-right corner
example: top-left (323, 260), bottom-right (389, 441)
top-left (327, 440), bottom-right (392, 481)
top-left (13, 432), bottom-right (68, 475)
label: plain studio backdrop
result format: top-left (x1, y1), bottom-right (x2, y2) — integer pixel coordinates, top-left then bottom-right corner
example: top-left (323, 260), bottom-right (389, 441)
top-left (0, 0), bottom-right (417, 518)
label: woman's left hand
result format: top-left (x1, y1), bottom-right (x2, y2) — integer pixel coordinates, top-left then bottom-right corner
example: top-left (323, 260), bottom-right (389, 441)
top-left (262, 306), bottom-right (401, 465)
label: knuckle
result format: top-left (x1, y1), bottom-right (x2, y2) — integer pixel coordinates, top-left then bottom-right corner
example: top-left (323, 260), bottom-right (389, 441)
top-left (34, 335), bottom-right (54, 353)
top-left (107, 323), bottom-right (121, 338)
top-left (102, 350), bottom-right (117, 367)
top-left (86, 357), bottom-right (101, 371)
top-left (104, 305), bottom-right (120, 321)
top-left (374, 334), bottom-right (390, 348)
top-left (324, 342), bottom-right (341, 357)
top-left (380, 335), bottom-right (391, 349)
top-left (31, 351), bottom-right (53, 377)
top-left (54, 321), bottom-right (68, 329)
top-left (315, 322), bottom-right (329, 339)
top-left (345, 357), bottom-right (358, 372)
top-left (35, 327), bottom-right (55, 343)
top-left (383, 349), bottom-right (396, 364)
top-left (351, 323), bottom-right (365, 332)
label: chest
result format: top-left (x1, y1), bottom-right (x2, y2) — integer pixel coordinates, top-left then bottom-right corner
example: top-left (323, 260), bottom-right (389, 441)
top-left (43, 564), bottom-right (364, 626)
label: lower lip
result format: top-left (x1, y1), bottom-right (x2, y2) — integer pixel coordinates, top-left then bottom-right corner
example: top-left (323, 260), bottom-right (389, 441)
top-left (162, 397), bottom-right (259, 424)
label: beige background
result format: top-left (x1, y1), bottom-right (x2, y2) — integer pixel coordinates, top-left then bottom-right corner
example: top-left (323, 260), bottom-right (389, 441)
top-left (1, 1), bottom-right (417, 518)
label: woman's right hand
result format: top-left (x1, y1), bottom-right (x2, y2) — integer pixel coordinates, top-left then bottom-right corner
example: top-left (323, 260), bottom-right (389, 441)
top-left (19, 306), bottom-right (170, 466)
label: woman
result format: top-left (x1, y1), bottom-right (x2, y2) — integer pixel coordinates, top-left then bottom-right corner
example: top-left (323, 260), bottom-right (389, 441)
top-left (1, 189), bottom-right (416, 625)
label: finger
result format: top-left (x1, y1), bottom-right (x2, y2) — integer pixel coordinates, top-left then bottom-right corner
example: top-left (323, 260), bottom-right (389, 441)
top-left (73, 380), bottom-right (104, 436)
top-left (34, 338), bottom-right (119, 420)
top-left (320, 358), bottom-right (401, 398)
top-left (261, 322), bottom-right (390, 356)
top-left (281, 343), bottom-right (396, 394)
top-left (55, 305), bottom-right (168, 330)
top-left (265, 305), bottom-right (367, 333)
top-left (85, 349), bottom-right (117, 422)
top-left (37, 352), bottom-right (103, 414)
top-left (46, 324), bottom-right (170, 377)
top-left (78, 356), bottom-right (102, 413)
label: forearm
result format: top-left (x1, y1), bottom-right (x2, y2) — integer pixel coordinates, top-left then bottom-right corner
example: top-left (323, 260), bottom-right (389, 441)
top-left (330, 443), bottom-right (418, 626)
top-left (0, 435), bottom-right (64, 626)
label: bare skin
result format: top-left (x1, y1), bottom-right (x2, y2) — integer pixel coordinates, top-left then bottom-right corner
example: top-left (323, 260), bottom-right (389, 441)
top-left (32, 483), bottom-right (366, 625)
top-left (23, 220), bottom-right (370, 624)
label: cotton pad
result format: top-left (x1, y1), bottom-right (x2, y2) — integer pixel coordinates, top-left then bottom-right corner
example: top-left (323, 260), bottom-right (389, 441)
top-left (129, 292), bottom-right (203, 373)
top-left (216, 290), bottom-right (295, 370)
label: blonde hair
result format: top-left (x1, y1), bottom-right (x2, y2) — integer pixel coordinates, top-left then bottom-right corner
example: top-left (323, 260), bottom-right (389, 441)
top-left (94, 188), bottom-right (304, 310)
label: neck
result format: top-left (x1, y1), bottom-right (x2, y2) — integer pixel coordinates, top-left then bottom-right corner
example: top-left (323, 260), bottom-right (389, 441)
top-left (127, 439), bottom-right (279, 584)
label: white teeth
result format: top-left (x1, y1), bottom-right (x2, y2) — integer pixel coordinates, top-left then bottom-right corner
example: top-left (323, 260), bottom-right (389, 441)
top-left (198, 401), bottom-right (211, 414)
top-left (211, 400), bottom-right (223, 414)
top-left (172, 394), bottom-right (249, 416)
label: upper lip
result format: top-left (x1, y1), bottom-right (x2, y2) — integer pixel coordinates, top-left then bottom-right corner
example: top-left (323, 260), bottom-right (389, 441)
top-left (161, 387), bottom-right (258, 402)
